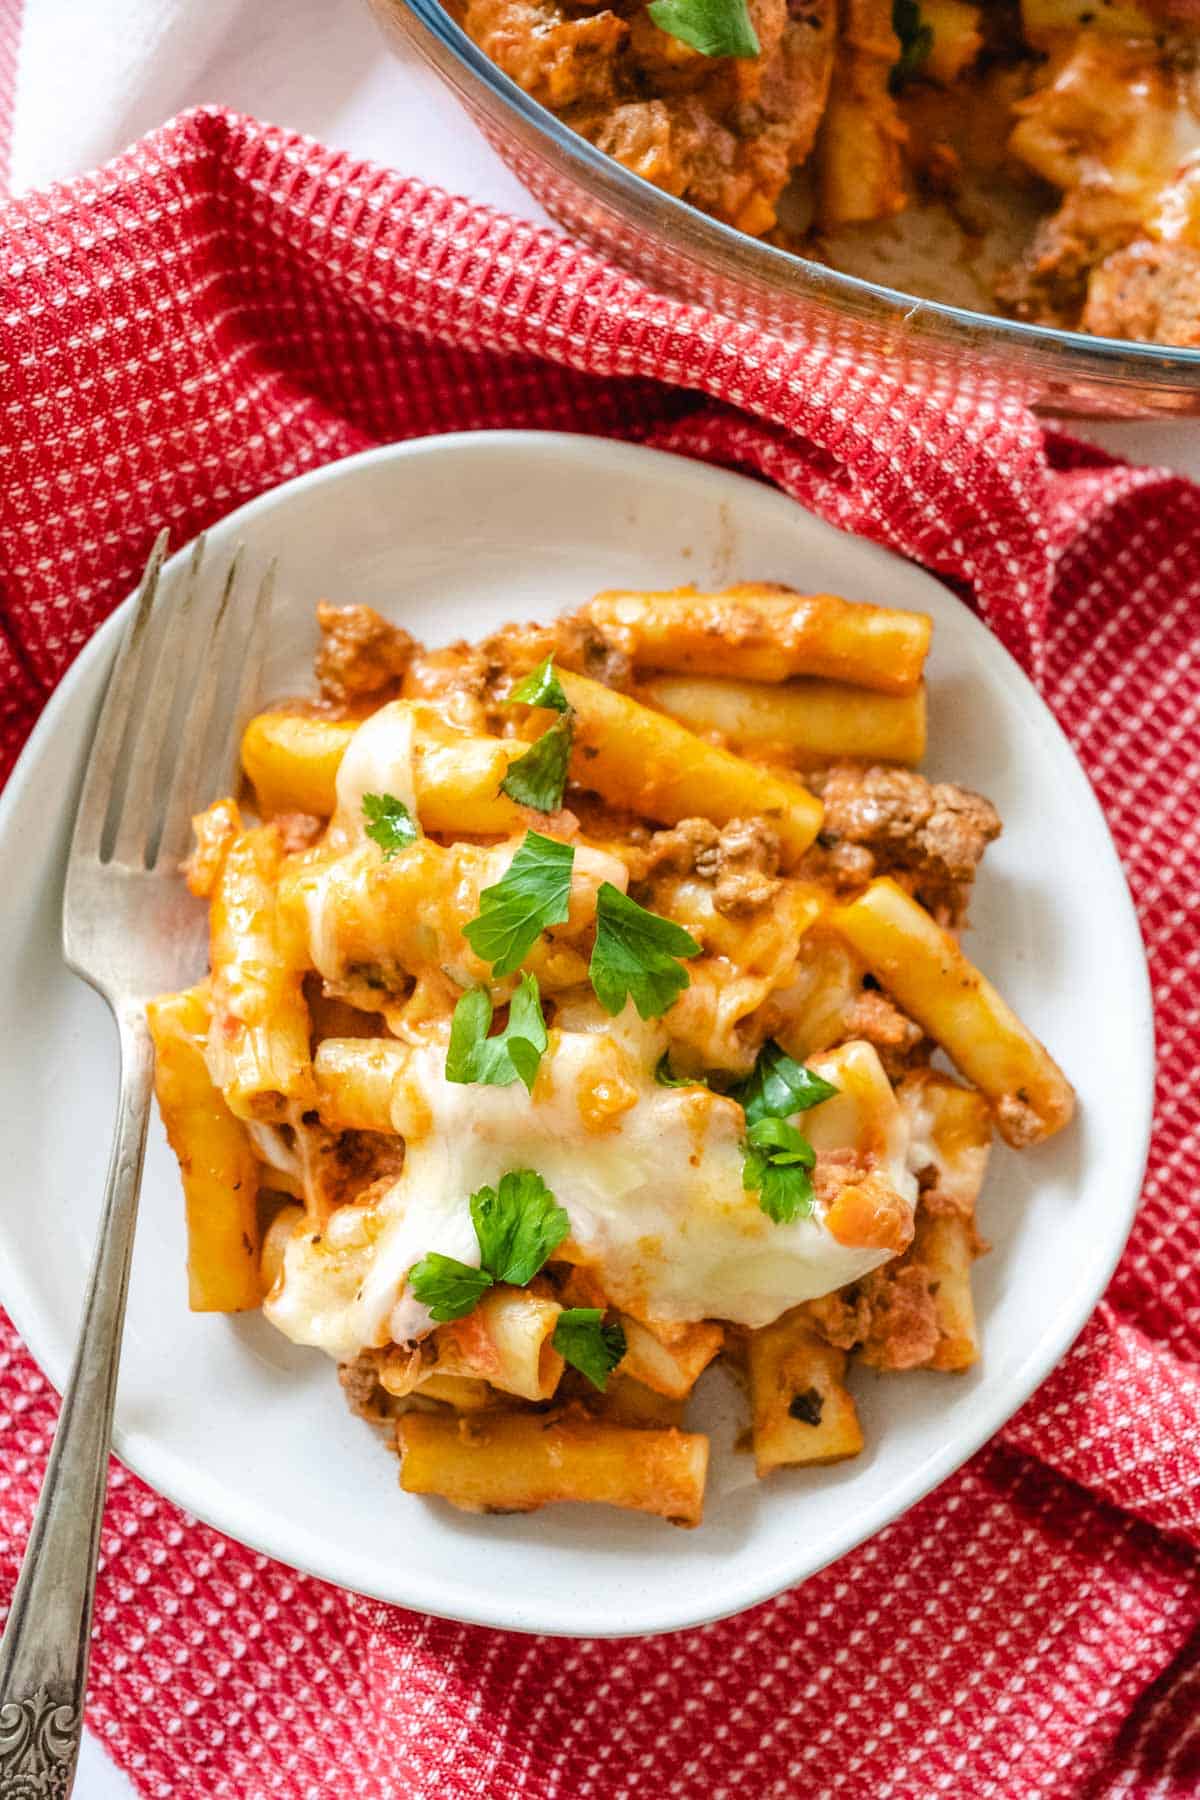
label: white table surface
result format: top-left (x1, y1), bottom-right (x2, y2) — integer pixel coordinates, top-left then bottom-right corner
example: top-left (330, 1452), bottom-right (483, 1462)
top-left (79, 1732), bottom-right (125, 1798)
top-left (12, 3), bottom-right (1191, 1793)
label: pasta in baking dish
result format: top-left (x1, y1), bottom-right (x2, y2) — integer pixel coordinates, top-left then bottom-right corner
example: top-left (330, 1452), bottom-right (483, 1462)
top-left (149, 581), bottom-right (1074, 1527)
top-left (451, 0), bottom-right (1200, 345)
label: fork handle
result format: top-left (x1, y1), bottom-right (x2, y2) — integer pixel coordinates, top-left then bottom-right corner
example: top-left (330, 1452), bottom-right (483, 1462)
top-left (0, 1005), bottom-right (154, 1798)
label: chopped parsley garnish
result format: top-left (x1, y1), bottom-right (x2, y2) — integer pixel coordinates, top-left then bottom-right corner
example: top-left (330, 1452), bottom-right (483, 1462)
top-left (647, 0), bottom-right (760, 58)
top-left (501, 714), bottom-right (574, 813)
top-left (408, 1168), bottom-right (569, 1322)
top-left (733, 1040), bottom-right (839, 1127)
top-left (469, 1169), bottom-right (570, 1287)
top-left (362, 791), bottom-right (419, 859)
top-left (463, 830), bottom-right (575, 977)
top-left (890, 0), bottom-right (933, 89)
top-left (508, 656), bottom-right (570, 713)
top-left (589, 883), bottom-right (701, 1020)
top-left (553, 1308), bottom-right (627, 1391)
top-left (445, 973), bottom-right (548, 1095)
top-left (503, 658), bottom-right (575, 812)
top-left (408, 1252), bottom-right (494, 1322)
top-left (742, 1115), bottom-right (817, 1224)
top-left (788, 1386), bottom-right (824, 1426)
top-left (734, 1042), bottom-right (833, 1220)
top-left (655, 1051), bottom-right (708, 1090)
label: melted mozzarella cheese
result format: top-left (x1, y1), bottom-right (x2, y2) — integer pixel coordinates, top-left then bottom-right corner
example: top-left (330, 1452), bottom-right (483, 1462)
top-left (333, 701), bottom-right (419, 833)
top-left (896, 1070), bottom-right (992, 1207)
top-left (265, 1021), bottom-right (918, 1361)
top-left (805, 1040), bottom-right (912, 1186)
top-left (300, 830), bottom-right (629, 999)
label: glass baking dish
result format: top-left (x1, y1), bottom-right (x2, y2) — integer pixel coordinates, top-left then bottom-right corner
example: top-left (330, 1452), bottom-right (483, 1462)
top-left (369, 0), bottom-right (1200, 418)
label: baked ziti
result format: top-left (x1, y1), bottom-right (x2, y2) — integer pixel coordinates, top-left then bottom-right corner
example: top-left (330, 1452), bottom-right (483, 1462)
top-left (451, 0), bottom-right (1200, 345)
top-left (149, 580), bottom-right (1074, 1526)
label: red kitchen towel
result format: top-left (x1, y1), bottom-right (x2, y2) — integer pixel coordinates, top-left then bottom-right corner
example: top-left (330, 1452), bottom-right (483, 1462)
top-left (1, 107), bottom-right (1199, 1800)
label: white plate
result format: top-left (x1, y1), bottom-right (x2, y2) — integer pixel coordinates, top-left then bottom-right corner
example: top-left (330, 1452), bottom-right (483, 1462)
top-left (0, 432), bottom-right (1153, 1638)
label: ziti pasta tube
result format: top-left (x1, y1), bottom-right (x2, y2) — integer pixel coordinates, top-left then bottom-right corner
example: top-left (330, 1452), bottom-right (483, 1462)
top-left (644, 674), bottom-right (926, 765)
top-left (242, 708), bottom-right (528, 834)
top-left (912, 1209), bottom-right (981, 1373)
top-left (259, 1201), bottom-right (304, 1295)
top-left (893, 1071), bottom-right (992, 1371)
top-left (147, 984), bottom-right (263, 1313)
top-left (206, 823), bottom-right (314, 1122)
top-left (593, 1374), bottom-right (687, 1430)
top-left (1019, 0), bottom-right (1153, 34)
top-left (616, 1315), bottom-right (725, 1399)
top-left (312, 1038), bottom-right (413, 1132)
top-left (558, 668), bottom-right (823, 864)
top-left (832, 877), bottom-right (1075, 1147)
top-left (397, 1410), bottom-right (709, 1526)
top-left (408, 1374), bottom-right (500, 1412)
top-left (581, 585), bottom-right (930, 694)
top-left (920, 0), bottom-right (983, 82)
top-left (814, 0), bottom-right (907, 227)
top-left (432, 1287), bottom-right (565, 1403)
top-left (747, 1313), bottom-right (864, 1476)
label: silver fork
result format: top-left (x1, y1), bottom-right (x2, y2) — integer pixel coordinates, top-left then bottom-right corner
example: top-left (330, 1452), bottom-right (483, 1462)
top-left (0, 534), bottom-right (272, 1799)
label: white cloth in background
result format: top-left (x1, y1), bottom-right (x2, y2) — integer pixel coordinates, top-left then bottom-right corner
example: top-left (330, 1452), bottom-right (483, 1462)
top-left (8, 0), bottom-right (543, 222)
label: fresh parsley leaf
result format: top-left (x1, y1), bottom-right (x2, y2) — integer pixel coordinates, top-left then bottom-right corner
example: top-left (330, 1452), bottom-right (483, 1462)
top-left (408, 1251), bottom-right (494, 1322)
top-left (589, 884), bottom-right (701, 1020)
top-left (470, 1168), bottom-right (570, 1287)
top-left (890, 0), bottom-right (933, 89)
top-left (647, 0), bottom-right (760, 57)
top-left (742, 1115), bottom-right (817, 1225)
top-left (501, 714), bottom-right (574, 814)
top-left (747, 1115), bottom-right (817, 1164)
top-left (409, 1166), bottom-right (569, 1326)
top-left (362, 791), bottom-right (419, 859)
top-left (733, 1040), bottom-right (839, 1127)
top-left (508, 656), bottom-right (570, 713)
top-left (743, 1147), bottom-right (816, 1223)
top-left (553, 1308), bottom-right (627, 1391)
top-left (445, 974), bottom-right (548, 1095)
top-left (463, 830), bottom-right (575, 978)
top-left (655, 1051), bottom-right (709, 1090)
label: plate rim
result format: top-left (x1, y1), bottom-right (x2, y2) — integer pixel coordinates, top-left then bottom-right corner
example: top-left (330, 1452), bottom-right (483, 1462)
top-left (0, 429), bottom-right (1155, 1637)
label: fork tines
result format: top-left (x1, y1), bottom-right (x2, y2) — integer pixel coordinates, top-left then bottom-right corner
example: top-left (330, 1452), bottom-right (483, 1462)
top-left (69, 533), bottom-right (274, 881)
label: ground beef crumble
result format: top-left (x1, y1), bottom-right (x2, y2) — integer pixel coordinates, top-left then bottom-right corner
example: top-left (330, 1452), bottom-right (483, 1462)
top-left (329, 1130), bottom-right (407, 1201)
top-left (805, 1261), bottom-right (941, 1372)
top-left (810, 1146), bottom-right (873, 1205)
top-left (993, 1091), bottom-right (1046, 1151)
top-left (806, 1192), bottom-right (987, 1370)
top-left (274, 811), bottom-right (324, 854)
top-left (295, 1124), bottom-right (407, 1214)
top-left (479, 617), bottom-right (633, 698)
top-left (553, 616), bottom-right (632, 688)
top-left (712, 818), bottom-right (784, 918)
top-left (863, 1267), bottom-right (942, 1371)
top-left (804, 763), bottom-right (1001, 923)
top-left (337, 1350), bottom-right (399, 1424)
top-left (841, 988), bottom-right (929, 1079)
top-left (1082, 239), bottom-right (1200, 349)
top-left (315, 602), bottom-right (416, 706)
top-left (637, 815), bottom-right (784, 917)
top-left (640, 817), bottom-right (722, 879)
